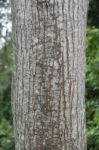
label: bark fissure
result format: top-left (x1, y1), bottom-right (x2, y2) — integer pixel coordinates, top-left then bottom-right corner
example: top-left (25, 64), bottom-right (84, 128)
top-left (11, 0), bottom-right (88, 149)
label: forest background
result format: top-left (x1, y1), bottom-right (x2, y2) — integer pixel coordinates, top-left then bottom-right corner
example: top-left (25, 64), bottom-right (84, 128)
top-left (0, 0), bottom-right (99, 149)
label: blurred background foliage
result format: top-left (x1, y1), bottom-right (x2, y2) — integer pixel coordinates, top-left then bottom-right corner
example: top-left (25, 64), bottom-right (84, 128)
top-left (0, 0), bottom-right (99, 149)
top-left (86, 28), bottom-right (99, 150)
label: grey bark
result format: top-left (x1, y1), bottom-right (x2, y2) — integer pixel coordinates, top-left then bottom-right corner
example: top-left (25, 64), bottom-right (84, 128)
top-left (11, 0), bottom-right (88, 149)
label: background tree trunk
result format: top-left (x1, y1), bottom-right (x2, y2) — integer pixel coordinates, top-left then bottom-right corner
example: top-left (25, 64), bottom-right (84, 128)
top-left (11, 0), bottom-right (88, 149)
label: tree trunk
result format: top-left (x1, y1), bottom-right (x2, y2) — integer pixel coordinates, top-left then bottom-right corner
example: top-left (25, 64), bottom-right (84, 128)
top-left (11, 0), bottom-right (88, 149)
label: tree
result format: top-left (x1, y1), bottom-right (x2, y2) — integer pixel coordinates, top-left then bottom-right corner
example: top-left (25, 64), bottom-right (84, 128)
top-left (11, 0), bottom-right (88, 149)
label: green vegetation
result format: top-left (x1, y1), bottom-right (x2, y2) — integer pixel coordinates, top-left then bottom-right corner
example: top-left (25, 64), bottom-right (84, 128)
top-left (88, 0), bottom-right (99, 27)
top-left (86, 28), bottom-right (99, 150)
top-left (0, 40), bottom-right (14, 150)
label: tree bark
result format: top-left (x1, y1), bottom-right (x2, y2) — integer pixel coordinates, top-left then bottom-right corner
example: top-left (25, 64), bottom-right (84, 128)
top-left (11, 0), bottom-right (88, 149)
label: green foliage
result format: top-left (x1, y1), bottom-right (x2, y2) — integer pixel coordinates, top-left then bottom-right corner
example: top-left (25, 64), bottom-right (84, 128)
top-left (86, 28), bottom-right (99, 149)
top-left (0, 40), bottom-right (12, 121)
top-left (0, 40), bottom-right (14, 150)
top-left (88, 0), bottom-right (99, 27)
top-left (0, 118), bottom-right (14, 150)
top-left (86, 28), bottom-right (99, 101)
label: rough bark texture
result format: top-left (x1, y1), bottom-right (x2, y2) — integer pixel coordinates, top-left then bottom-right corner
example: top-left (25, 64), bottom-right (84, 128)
top-left (11, 0), bottom-right (88, 149)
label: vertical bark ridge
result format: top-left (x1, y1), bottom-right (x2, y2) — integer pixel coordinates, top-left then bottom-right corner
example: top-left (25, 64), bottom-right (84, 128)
top-left (11, 0), bottom-right (88, 149)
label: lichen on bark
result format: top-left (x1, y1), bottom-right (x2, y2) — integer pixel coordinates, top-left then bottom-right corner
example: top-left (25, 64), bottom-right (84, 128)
top-left (11, 0), bottom-right (88, 149)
